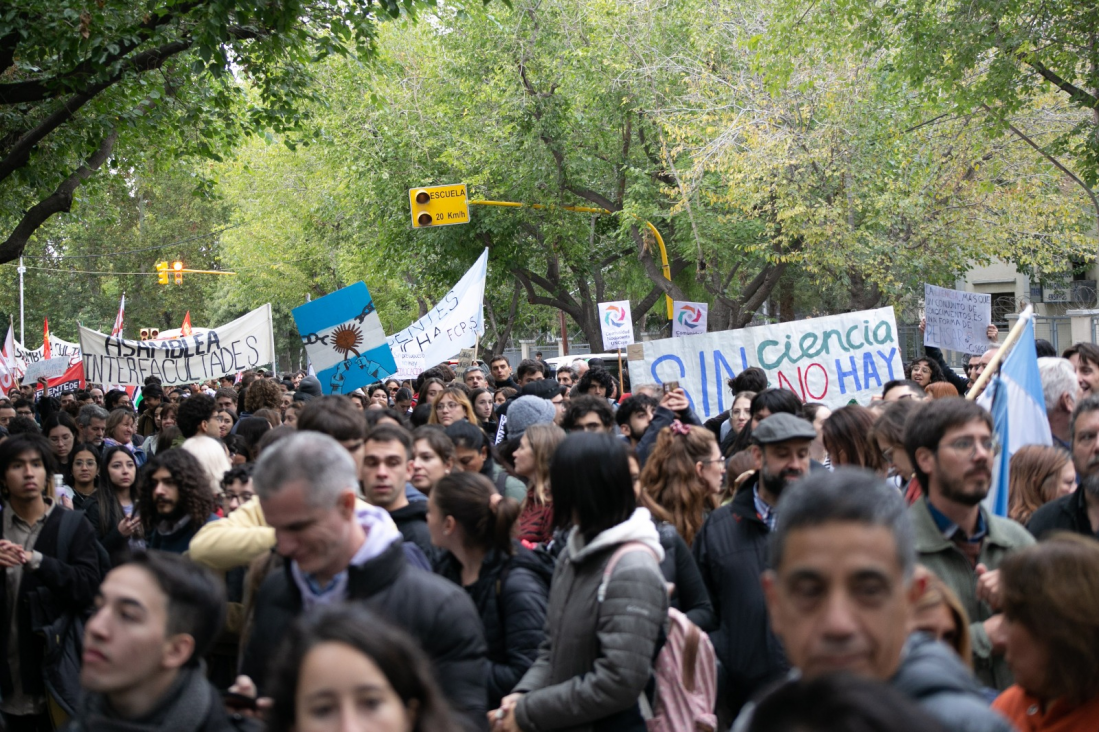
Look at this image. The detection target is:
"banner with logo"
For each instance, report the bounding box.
[598,300,635,351]
[79,305,274,387]
[672,301,708,338]
[626,307,904,415]
[292,282,397,395]
[388,248,488,366]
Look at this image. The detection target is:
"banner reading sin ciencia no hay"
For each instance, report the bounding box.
[628,307,905,416]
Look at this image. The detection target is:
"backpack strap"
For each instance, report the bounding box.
[54,509,86,562]
[597,541,658,603]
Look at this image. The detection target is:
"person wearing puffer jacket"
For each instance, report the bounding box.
[490,433,669,732]
[429,472,551,709]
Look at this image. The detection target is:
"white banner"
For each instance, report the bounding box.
[14,335,81,367]
[923,283,992,355]
[80,305,274,387]
[627,307,905,416]
[598,300,635,351]
[388,249,488,366]
[22,356,73,383]
[672,301,709,338]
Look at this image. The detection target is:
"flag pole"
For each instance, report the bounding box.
[965,305,1033,400]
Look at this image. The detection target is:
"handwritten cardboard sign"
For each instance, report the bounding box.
[923,284,992,355]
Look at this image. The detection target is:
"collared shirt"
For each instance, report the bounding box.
[2,498,54,715]
[753,486,776,531]
[926,498,988,543]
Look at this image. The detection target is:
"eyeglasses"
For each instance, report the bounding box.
[940,436,1000,459]
[697,458,724,465]
[436,401,462,412]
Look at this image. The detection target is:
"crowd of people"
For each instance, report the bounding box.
[0,340,1097,732]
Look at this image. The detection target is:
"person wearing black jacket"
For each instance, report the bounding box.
[429,472,550,708]
[73,552,256,732]
[0,434,103,730]
[1028,394,1099,539]
[693,414,816,717]
[362,425,436,560]
[240,432,488,732]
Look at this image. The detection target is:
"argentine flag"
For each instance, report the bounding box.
[976,309,1051,517]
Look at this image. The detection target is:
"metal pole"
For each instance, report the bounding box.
[17,257,25,344]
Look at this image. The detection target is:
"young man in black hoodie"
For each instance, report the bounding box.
[361,424,434,561]
[73,551,253,732]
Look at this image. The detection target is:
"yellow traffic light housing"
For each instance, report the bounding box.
[409,184,469,228]
[140,328,149,340]
[172,260,183,285]
[156,261,168,285]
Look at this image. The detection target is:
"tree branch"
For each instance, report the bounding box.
[1022,57,1099,110]
[0,38,192,183]
[0,129,118,264]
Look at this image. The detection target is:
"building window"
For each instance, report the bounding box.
[990,292,1016,328]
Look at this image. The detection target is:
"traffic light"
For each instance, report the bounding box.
[172,260,183,285]
[156,261,168,285]
[138,328,159,340]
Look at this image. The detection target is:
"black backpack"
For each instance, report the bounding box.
[38,509,110,718]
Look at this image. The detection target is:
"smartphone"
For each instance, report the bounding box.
[663,381,680,394]
[222,691,258,711]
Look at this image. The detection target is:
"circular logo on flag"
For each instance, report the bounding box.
[604,305,627,328]
[677,305,703,328]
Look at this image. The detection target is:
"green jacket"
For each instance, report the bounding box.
[908,497,1035,691]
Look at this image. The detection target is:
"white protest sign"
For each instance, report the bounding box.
[627,307,904,416]
[14,336,81,367]
[672,301,709,338]
[393,353,426,380]
[598,300,635,351]
[80,305,274,387]
[923,284,993,355]
[22,356,73,383]
[388,249,487,366]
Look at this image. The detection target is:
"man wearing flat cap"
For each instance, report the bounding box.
[692,412,818,720]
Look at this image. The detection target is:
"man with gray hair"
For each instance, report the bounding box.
[77,403,110,452]
[745,468,1013,732]
[238,431,488,731]
[1038,356,1077,450]
[1028,394,1099,539]
[463,364,488,390]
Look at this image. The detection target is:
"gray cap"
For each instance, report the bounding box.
[752,412,817,445]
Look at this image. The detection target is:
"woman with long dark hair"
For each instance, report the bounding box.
[489,433,668,732]
[42,411,80,488]
[428,472,549,709]
[69,442,101,511]
[83,444,142,562]
[266,604,462,732]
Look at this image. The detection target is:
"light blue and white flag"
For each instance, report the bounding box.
[977,308,1051,517]
[292,282,397,395]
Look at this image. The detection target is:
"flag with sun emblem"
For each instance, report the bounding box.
[292,282,398,395]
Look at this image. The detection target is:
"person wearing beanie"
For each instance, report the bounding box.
[505,395,557,441]
[520,379,566,425]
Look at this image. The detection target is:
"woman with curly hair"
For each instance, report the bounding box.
[137,448,218,554]
[905,355,945,389]
[639,421,724,546]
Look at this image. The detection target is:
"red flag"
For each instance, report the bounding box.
[110,294,125,337]
[181,311,193,337]
[42,318,51,359]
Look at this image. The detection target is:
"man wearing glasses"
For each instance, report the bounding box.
[904,398,1035,692]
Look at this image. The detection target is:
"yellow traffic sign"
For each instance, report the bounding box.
[409,184,469,228]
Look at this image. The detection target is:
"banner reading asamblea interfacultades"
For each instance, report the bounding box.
[626,306,905,416]
[79,305,274,387]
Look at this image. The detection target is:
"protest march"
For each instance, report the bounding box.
[0,233,1096,732]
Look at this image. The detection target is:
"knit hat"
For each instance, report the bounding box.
[505,395,557,440]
